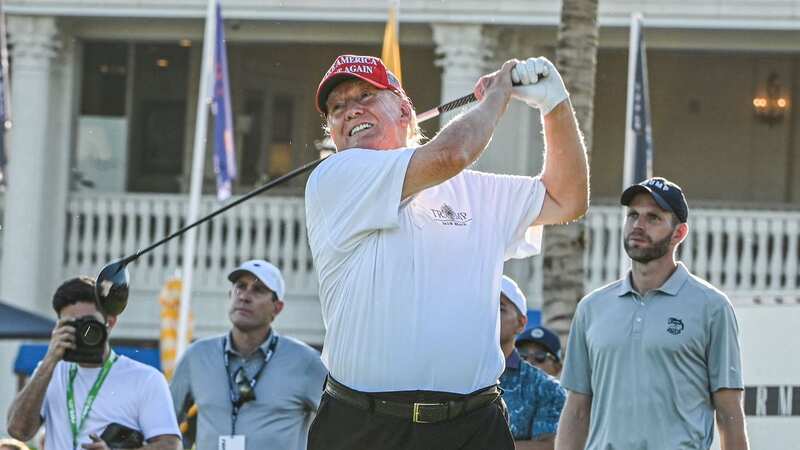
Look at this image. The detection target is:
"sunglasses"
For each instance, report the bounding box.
[233,368,257,406]
[519,350,558,365]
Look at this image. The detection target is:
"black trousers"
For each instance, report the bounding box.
[307,389,514,450]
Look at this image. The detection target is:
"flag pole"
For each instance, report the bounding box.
[177,0,217,359]
[622,12,643,189]
[620,12,643,278]
[0,0,11,187]
[0,0,10,127]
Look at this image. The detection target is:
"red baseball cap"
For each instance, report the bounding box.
[316,54,404,114]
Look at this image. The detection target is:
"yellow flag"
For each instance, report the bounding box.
[381,4,402,85]
[159,277,193,381]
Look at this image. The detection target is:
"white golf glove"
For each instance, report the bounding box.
[511,57,568,115]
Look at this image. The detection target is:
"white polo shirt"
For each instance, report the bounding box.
[305,147,545,394]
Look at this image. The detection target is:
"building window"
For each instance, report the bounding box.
[127,44,190,193]
[75,42,130,192]
[236,87,301,191]
[76,42,190,194]
[267,95,294,179]
[81,42,128,116]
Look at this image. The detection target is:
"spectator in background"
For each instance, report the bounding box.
[170,260,327,450]
[557,177,749,450]
[499,275,566,450]
[516,325,562,378]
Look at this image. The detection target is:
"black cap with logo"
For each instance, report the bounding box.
[620,177,689,223]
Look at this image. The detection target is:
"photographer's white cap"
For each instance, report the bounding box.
[228,260,286,300]
[500,275,527,316]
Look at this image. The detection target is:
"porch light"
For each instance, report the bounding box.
[753,72,789,126]
[156,58,169,68]
[179,39,192,47]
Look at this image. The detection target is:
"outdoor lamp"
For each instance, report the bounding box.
[753,72,789,126]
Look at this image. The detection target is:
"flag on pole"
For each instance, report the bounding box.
[159,276,193,381]
[620,13,654,278]
[212,0,236,201]
[622,13,653,187]
[381,2,402,84]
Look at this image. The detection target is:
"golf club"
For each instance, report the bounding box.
[94,87,501,315]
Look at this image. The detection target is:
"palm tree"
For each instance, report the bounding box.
[542,0,599,341]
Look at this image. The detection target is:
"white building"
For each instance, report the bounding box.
[0,1,798,447]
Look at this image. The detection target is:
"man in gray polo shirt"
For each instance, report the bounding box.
[170,260,327,450]
[556,177,749,450]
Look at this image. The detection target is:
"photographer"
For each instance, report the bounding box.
[5,277,181,450]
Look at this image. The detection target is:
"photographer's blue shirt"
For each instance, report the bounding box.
[499,349,566,440]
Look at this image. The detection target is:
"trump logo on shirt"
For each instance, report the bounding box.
[430,203,471,226]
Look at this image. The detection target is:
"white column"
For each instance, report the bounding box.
[46,33,77,296]
[1,16,62,309]
[432,23,492,127]
[0,17,65,433]
[481,31,548,177]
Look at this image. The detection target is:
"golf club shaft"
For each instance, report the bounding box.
[131,157,323,261]
[124,90,486,263]
[415,77,524,123]
[416,93,478,123]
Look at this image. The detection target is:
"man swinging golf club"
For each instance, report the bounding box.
[304,54,589,449]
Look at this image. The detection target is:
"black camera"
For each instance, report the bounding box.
[63,315,108,364]
[100,423,144,449]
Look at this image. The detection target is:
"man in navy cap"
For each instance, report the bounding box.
[557,177,749,450]
[516,325,562,378]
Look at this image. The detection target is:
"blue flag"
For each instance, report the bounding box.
[624,14,653,186]
[212,0,236,201]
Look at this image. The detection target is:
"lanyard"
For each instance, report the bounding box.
[67,352,118,450]
[223,332,278,434]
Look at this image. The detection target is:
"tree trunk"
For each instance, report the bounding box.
[542,0,599,341]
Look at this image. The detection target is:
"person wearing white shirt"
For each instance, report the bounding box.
[305,54,588,450]
[6,277,180,450]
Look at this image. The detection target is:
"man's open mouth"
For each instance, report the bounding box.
[349,123,373,136]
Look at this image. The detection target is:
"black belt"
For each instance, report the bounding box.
[324,377,501,424]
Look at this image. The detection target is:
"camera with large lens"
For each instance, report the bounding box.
[63,315,108,364]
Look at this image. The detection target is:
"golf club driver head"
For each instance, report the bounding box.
[95,258,131,316]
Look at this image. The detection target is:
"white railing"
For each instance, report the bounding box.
[580,206,800,304]
[63,192,318,295]
[62,193,800,307]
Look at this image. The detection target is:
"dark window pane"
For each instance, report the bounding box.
[127,43,189,193]
[239,91,264,187]
[80,42,128,116]
[267,95,294,179]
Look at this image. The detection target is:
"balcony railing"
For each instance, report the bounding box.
[583,206,800,304]
[63,192,318,295]
[62,192,800,312]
